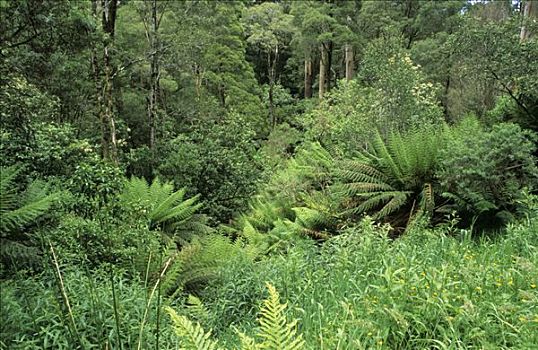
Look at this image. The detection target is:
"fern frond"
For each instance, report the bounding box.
[185,294,210,322]
[1,193,57,233]
[0,167,58,234]
[0,238,41,266]
[166,306,222,350]
[333,160,388,183]
[374,192,409,219]
[120,176,207,236]
[371,130,404,182]
[236,330,258,350]
[256,282,304,350]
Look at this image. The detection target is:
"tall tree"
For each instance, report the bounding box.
[138,0,168,150]
[91,0,119,163]
[520,0,537,41]
[244,2,294,128]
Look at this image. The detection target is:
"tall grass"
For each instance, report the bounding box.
[202,217,538,349]
[0,262,178,349]
[2,216,537,349]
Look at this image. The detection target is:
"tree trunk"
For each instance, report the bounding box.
[520,0,536,42]
[147,0,160,150]
[345,44,354,81]
[268,46,278,128]
[326,41,333,91]
[304,58,313,98]
[319,44,328,99]
[91,1,104,156]
[96,0,118,164]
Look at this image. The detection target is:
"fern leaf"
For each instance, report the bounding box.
[236,330,258,350]
[257,283,304,350]
[166,306,221,350]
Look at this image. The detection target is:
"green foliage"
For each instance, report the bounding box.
[450,14,538,124]
[0,75,59,168]
[167,307,222,350]
[166,283,304,350]
[119,176,205,240]
[438,117,538,229]
[255,283,304,350]
[333,125,444,231]
[0,165,60,270]
[202,214,538,349]
[44,213,162,268]
[161,234,245,297]
[305,38,443,157]
[158,115,262,224]
[67,158,124,215]
[0,267,178,349]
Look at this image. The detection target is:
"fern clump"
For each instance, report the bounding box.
[333,126,444,232]
[1,165,60,270]
[119,176,209,243]
[166,283,304,350]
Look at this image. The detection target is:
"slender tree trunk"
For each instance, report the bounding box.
[91,1,104,156]
[319,44,328,99]
[326,41,333,91]
[194,63,203,99]
[345,44,354,81]
[147,0,160,150]
[268,46,278,128]
[520,0,536,42]
[99,0,118,163]
[304,58,313,98]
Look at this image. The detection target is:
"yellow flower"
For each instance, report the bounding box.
[531,283,536,289]
[475,286,482,292]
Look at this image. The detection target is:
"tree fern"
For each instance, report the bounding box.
[119,176,207,241]
[333,126,444,230]
[1,167,59,234]
[1,165,59,268]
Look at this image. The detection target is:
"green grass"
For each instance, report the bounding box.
[1,217,537,349]
[202,217,538,349]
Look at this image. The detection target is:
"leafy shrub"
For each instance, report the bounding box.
[31,122,96,179]
[438,117,538,229]
[158,114,262,223]
[44,213,162,268]
[67,158,124,216]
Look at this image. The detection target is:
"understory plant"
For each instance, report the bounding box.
[1,165,60,271]
[333,125,444,233]
[167,283,304,350]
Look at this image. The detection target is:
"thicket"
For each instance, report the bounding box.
[1,1,537,349]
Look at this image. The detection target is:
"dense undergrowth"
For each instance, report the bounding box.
[2,1,538,349]
[2,213,537,349]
